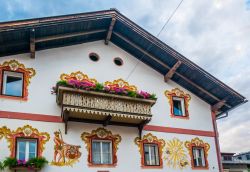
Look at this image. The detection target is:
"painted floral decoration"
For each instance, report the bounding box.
[52,71,157,100]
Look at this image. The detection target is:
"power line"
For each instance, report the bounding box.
[125,0,184,81]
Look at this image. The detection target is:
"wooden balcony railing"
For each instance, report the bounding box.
[56,86,156,137]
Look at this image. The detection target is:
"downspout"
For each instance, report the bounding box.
[216,99,248,120]
[212,99,248,172]
[212,110,223,172]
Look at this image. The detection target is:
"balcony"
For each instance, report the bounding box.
[56,83,156,137]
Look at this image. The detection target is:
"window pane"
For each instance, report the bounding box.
[173,98,183,116]
[151,145,159,165]
[3,71,23,97]
[144,144,150,165]
[17,141,26,161]
[102,142,111,164]
[28,141,37,159]
[193,148,205,167]
[92,141,101,164]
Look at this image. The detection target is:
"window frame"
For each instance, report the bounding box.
[191,146,208,169]
[143,143,160,167]
[91,139,113,165]
[15,138,38,161]
[172,96,186,116]
[165,88,191,120]
[1,70,24,98]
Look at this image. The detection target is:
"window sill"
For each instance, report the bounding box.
[0,94,27,101]
[141,165,163,169]
[10,166,41,171]
[191,166,209,170]
[170,114,189,120]
[88,163,116,168]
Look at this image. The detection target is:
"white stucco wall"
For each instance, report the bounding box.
[0,118,219,172]
[0,41,213,131]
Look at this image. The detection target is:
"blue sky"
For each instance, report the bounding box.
[0,0,250,153]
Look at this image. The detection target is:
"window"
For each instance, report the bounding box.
[246,155,250,160]
[113,57,123,66]
[89,53,99,62]
[92,140,112,165]
[143,144,160,166]
[223,155,232,161]
[16,139,37,161]
[192,147,206,167]
[2,71,23,97]
[172,96,185,116]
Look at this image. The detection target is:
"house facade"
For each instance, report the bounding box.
[221,153,250,172]
[0,9,246,172]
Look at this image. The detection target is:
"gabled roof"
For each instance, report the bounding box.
[0,9,246,116]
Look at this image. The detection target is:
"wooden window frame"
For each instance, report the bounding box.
[91,139,113,165]
[81,128,121,168]
[191,146,207,169]
[135,133,165,169]
[1,70,25,98]
[0,60,36,101]
[185,137,210,170]
[165,88,191,120]
[143,143,160,167]
[15,138,38,161]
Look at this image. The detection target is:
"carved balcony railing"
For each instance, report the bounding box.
[56,86,156,137]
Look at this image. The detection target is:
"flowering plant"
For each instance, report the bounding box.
[2,157,48,170]
[53,79,157,100]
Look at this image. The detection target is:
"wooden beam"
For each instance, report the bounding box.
[103,115,112,126]
[35,29,106,43]
[63,110,69,134]
[212,100,226,112]
[138,120,150,139]
[105,16,116,45]
[113,32,231,108]
[30,28,35,58]
[164,60,182,82]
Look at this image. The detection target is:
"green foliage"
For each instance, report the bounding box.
[127,91,137,98]
[3,157,17,169]
[27,157,48,168]
[94,82,104,91]
[0,161,4,170]
[149,93,157,100]
[56,80,68,87]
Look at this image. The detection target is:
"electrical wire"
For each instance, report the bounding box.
[125,0,184,81]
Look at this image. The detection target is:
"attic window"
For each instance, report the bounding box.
[113,57,123,66]
[89,53,99,62]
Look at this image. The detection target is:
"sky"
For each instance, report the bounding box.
[0,0,249,154]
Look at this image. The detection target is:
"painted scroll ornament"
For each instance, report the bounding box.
[51,130,81,167]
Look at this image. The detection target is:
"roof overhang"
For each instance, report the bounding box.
[0,9,246,117]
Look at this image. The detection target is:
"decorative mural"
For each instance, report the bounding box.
[51,130,81,167]
[0,60,36,100]
[81,128,121,167]
[165,88,191,119]
[134,133,165,168]
[104,78,137,91]
[60,71,97,84]
[185,137,210,169]
[0,126,11,140]
[164,138,189,169]
[4,125,50,157]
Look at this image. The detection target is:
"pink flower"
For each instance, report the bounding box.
[138,90,150,99]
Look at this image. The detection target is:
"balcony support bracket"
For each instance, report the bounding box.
[63,110,69,134]
[103,115,112,127]
[138,120,150,139]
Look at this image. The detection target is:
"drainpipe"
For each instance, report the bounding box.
[216,99,248,120]
[212,110,223,172]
